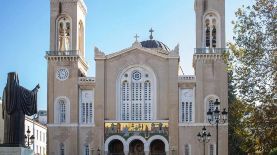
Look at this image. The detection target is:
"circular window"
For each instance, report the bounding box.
[132,71,141,80]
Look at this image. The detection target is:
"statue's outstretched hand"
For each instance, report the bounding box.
[36,84,40,90]
[32,84,40,92]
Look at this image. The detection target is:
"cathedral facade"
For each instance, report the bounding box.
[46,0,228,155]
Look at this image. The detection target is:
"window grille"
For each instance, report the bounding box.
[59,100,66,123]
[185,144,190,155]
[120,69,153,121]
[60,143,65,155]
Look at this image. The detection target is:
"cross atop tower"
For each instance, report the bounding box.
[149,28,154,40]
[134,34,139,42]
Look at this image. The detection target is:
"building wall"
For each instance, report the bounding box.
[0,100,4,144]
[0,101,47,155]
[25,117,47,155]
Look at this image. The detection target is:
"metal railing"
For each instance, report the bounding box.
[46,50,80,56]
[194,48,228,54]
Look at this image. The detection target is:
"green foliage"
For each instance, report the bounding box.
[227,0,277,154]
[269,148,277,155]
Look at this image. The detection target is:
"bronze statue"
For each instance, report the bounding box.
[2,72,39,146]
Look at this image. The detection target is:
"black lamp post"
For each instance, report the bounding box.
[197,126,211,155]
[206,99,228,155]
[25,126,35,148]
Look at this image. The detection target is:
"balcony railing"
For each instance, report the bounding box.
[46,50,80,56]
[105,122,169,140]
[194,48,229,54]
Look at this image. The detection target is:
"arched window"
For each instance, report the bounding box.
[118,66,155,121]
[205,19,211,47]
[180,89,194,123]
[57,16,71,51]
[59,100,66,123]
[184,144,191,155]
[55,96,70,124]
[60,143,65,155]
[204,12,219,48]
[78,21,84,57]
[84,144,90,155]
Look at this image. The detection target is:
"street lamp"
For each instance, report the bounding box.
[25,126,35,148]
[197,126,211,155]
[206,99,228,155]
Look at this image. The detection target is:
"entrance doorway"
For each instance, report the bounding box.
[129,140,145,155]
[150,139,166,155]
[108,139,124,155]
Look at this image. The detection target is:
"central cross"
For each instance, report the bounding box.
[134,34,139,42]
[149,28,154,40]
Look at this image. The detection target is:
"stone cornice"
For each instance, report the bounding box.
[193,53,224,67]
[45,55,89,71]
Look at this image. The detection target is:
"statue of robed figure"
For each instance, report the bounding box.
[2,72,39,146]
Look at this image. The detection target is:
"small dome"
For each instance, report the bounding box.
[140,40,170,51]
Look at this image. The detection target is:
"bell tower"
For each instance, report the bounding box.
[46,0,88,154]
[193,0,228,154]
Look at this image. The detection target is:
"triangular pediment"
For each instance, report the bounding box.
[95,42,180,60]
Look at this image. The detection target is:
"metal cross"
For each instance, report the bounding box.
[149,28,154,40]
[134,34,139,42]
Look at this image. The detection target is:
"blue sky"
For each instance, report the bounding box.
[0,0,253,110]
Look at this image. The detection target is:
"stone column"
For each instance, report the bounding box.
[124,150,129,155]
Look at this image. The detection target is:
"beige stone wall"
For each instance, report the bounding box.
[194,55,228,123]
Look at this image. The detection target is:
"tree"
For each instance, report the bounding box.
[228,70,248,155]
[228,0,277,154]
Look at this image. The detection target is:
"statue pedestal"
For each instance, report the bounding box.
[0,146,34,155]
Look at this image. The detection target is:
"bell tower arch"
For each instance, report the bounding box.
[195,0,225,48]
[50,0,87,58]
